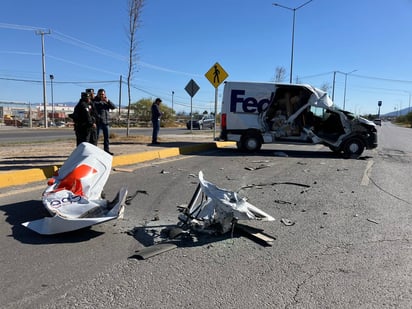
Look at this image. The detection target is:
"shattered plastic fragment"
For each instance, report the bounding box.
[280,218,295,226]
[179,171,275,234]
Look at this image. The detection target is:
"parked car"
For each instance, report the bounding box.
[55,121,66,127]
[186,115,215,130]
[373,118,382,126]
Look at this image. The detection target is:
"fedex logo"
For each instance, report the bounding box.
[229,89,274,113]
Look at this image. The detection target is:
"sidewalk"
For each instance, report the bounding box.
[0,132,234,189]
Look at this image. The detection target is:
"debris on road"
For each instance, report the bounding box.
[280,218,295,226]
[239,181,310,191]
[22,143,128,235]
[130,243,178,260]
[235,223,276,246]
[366,218,379,224]
[113,167,134,173]
[244,164,272,171]
[178,171,275,234]
[274,200,293,205]
[128,171,277,259]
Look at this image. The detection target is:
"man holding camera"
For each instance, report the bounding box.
[93,88,116,155]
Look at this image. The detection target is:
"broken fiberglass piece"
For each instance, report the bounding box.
[22,142,128,235]
[179,171,275,234]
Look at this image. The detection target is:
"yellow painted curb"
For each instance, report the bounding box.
[0,166,59,189]
[0,141,236,189]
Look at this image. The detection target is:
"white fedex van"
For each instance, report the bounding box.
[220,81,378,158]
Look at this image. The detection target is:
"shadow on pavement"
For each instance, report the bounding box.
[0,200,104,244]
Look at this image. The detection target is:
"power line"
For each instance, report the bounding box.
[351,73,412,84]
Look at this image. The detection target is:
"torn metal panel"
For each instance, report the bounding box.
[22,143,128,235]
[179,171,275,234]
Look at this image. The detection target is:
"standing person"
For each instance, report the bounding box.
[151,98,163,144]
[94,88,116,155]
[71,92,97,146]
[86,88,95,101]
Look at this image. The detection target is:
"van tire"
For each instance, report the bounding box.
[239,133,262,152]
[342,137,365,159]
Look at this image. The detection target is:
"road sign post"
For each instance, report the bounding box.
[185,79,200,132]
[378,100,382,119]
[205,62,228,139]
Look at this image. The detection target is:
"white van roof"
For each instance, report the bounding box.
[224,81,333,109]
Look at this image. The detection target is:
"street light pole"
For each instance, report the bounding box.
[343,69,357,110]
[332,71,337,102]
[49,74,54,125]
[272,0,313,84]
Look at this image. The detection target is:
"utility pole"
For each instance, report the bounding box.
[35,29,51,128]
[332,71,336,102]
[342,69,357,110]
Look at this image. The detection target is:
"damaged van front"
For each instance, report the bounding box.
[220,81,377,158]
[259,84,377,158]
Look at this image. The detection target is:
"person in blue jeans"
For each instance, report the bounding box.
[151,98,163,144]
[94,89,116,155]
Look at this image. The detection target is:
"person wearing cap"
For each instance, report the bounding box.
[93,88,116,155]
[151,98,163,144]
[86,88,95,101]
[72,92,98,146]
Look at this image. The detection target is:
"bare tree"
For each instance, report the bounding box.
[126,0,144,136]
[274,66,286,83]
[320,82,331,93]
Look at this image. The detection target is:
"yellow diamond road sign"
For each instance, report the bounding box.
[205,62,228,88]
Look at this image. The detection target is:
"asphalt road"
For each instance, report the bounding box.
[0,121,411,308]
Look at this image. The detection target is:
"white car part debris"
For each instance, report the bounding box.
[179,171,275,234]
[22,142,128,235]
[280,218,295,226]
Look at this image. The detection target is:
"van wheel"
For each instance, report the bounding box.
[342,138,365,159]
[240,133,262,152]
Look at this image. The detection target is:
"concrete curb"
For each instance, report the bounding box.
[0,141,235,189]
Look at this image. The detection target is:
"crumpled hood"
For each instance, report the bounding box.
[357,116,376,126]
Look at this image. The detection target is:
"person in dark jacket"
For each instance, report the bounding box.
[72,92,97,146]
[151,98,163,144]
[93,89,116,155]
[86,88,95,101]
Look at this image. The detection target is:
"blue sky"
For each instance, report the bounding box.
[1,0,412,116]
